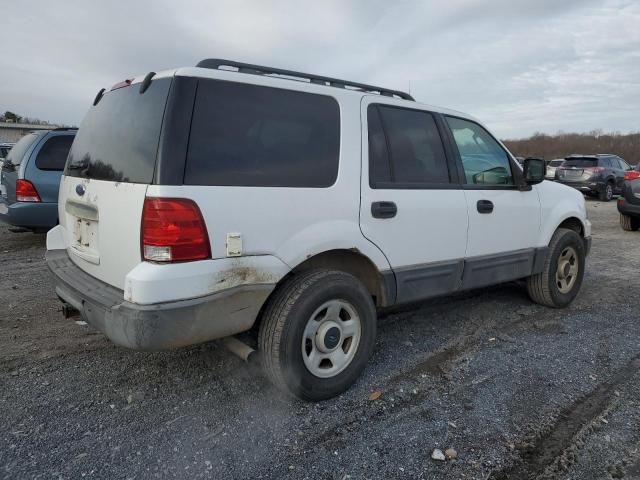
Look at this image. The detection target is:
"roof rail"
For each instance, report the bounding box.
[196,59,415,101]
[53,127,78,131]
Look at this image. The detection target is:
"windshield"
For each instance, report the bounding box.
[4,134,38,166]
[549,160,564,167]
[563,158,597,168]
[65,77,172,183]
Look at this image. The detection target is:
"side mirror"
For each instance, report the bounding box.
[523,157,545,185]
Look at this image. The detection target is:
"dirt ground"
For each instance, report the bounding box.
[1,199,639,480]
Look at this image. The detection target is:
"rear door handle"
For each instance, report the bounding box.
[477,200,494,214]
[371,201,397,219]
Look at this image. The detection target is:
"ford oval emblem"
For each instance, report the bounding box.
[76,184,86,196]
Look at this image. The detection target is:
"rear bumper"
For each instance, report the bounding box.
[555,180,602,194]
[617,198,640,217]
[0,199,58,230]
[46,249,274,350]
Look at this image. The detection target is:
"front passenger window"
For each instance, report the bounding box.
[446,117,514,185]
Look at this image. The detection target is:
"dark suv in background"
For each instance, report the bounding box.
[618,164,640,231]
[0,128,76,232]
[555,154,632,201]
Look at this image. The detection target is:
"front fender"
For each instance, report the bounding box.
[536,181,590,246]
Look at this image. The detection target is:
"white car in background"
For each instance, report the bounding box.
[46,60,592,401]
[546,158,565,180]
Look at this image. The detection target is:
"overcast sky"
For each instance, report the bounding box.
[2,0,639,139]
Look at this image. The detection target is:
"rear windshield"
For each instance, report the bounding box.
[563,158,597,168]
[185,79,340,187]
[65,78,172,183]
[4,133,38,166]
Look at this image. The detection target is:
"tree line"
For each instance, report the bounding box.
[503,130,640,165]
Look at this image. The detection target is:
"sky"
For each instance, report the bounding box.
[1,0,639,139]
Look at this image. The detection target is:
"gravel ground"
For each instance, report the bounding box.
[1,199,639,480]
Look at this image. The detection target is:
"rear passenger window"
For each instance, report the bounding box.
[368,105,450,188]
[185,80,340,187]
[35,135,74,171]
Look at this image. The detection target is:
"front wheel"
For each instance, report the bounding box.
[258,270,377,401]
[527,228,586,308]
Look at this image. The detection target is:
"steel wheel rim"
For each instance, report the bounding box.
[555,246,579,294]
[301,299,362,378]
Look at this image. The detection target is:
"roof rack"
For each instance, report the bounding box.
[196,59,415,101]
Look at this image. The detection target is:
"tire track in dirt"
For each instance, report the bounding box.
[489,355,640,480]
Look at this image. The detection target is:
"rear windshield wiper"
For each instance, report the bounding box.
[67,162,87,170]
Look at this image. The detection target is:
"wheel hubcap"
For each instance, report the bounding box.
[302,300,361,378]
[555,246,579,294]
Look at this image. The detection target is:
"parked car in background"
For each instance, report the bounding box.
[0,128,76,232]
[545,159,564,180]
[555,154,632,201]
[618,164,640,231]
[45,60,590,401]
[0,142,14,161]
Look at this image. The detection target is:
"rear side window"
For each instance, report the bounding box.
[185,80,340,187]
[446,116,514,185]
[35,135,74,171]
[564,158,597,168]
[66,78,172,183]
[600,158,613,168]
[368,105,450,187]
[4,133,38,166]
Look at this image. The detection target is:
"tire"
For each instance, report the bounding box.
[527,228,586,308]
[598,182,613,201]
[258,269,377,401]
[620,213,640,231]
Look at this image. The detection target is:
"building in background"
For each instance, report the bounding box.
[0,122,58,143]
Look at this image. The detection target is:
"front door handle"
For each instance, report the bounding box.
[371,201,397,219]
[477,200,494,214]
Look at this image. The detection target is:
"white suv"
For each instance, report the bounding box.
[47,60,591,400]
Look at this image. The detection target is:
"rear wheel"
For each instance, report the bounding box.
[527,228,585,308]
[620,213,640,231]
[258,270,377,401]
[599,182,613,201]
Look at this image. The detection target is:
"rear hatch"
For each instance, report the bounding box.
[59,75,173,289]
[557,158,598,182]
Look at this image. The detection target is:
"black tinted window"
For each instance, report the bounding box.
[35,135,74,171]
[185,80,340,187]
[66,78,172,183]
[564,158,597,167]
[4,133,38,166]
[368,105,449,187]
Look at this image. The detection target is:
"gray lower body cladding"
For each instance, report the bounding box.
[46,249,273,350]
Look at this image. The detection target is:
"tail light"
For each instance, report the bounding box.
[585,167,604,174]
[16,179,41,202]
[624,170,640,181]
[141,198,211,262]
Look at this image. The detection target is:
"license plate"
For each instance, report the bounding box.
[563,169,582,178]
[73,217,98,250]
